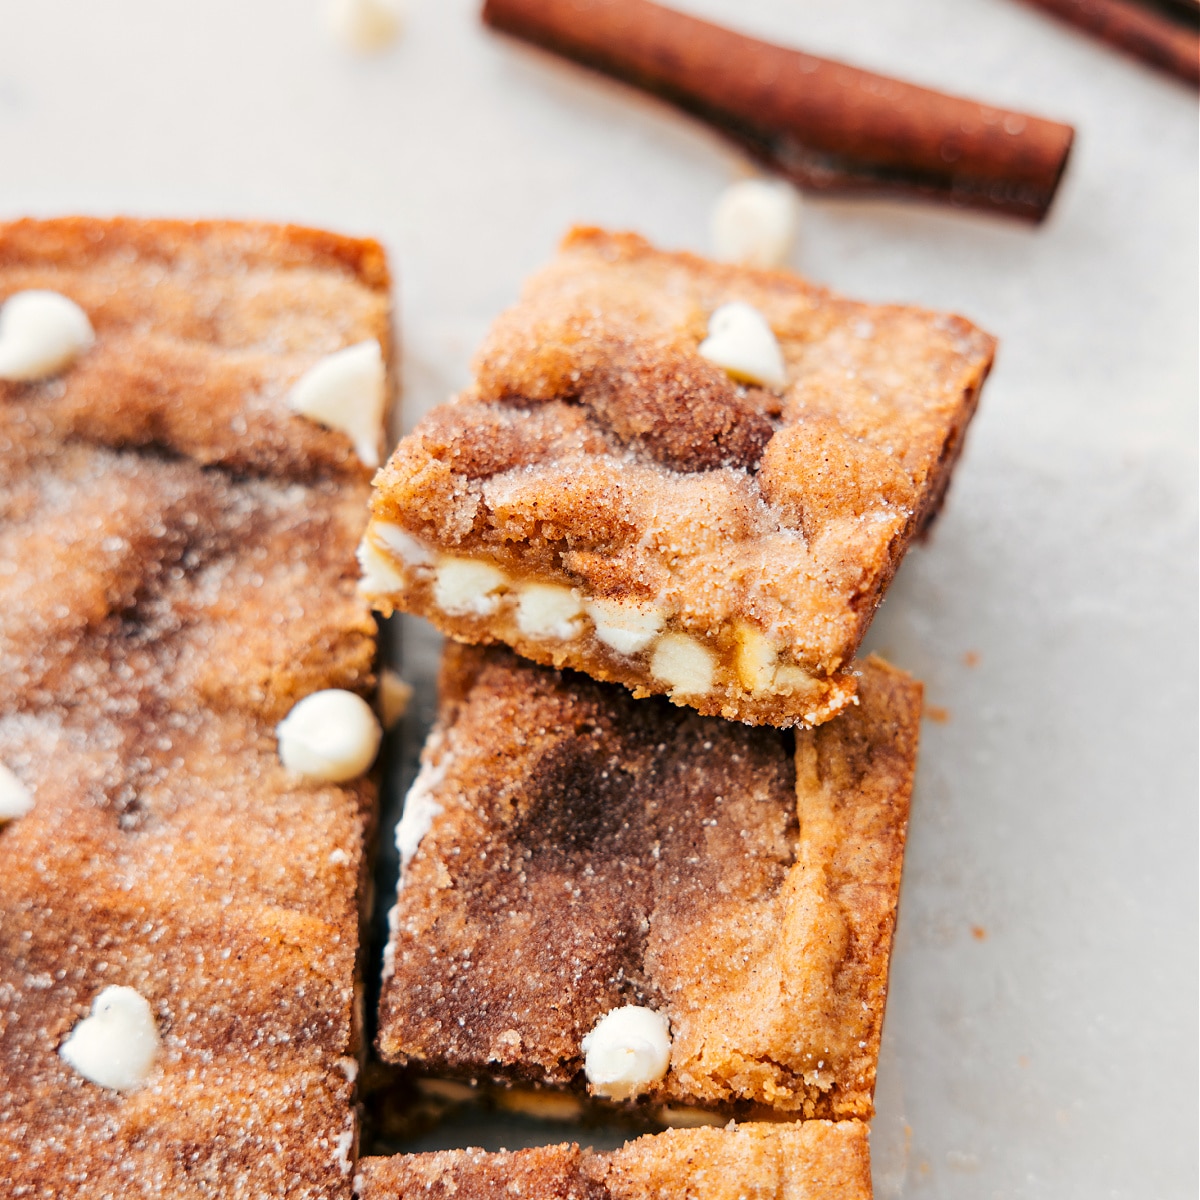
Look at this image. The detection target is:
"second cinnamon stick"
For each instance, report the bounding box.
[484,0,1075,223]
[1020,0,1200,86]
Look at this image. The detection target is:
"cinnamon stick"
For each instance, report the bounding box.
[483,0,1075,223]
[1019,0,1199,86]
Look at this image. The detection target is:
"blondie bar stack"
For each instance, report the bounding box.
[0,218,391,1198]
[0,217,989,1195]
[362,230,993,1195]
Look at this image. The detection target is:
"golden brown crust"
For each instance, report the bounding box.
[367,228,990,727]
[0,218,388,1197]
[0,216,392,479]
[0,216,390,292]
[355,1121,873,1199]
[357,1144,598,1200]
[600,1121,873,1199]
[376,645,919,1119]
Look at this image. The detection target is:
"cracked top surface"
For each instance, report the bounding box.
[356,1120,873,1199]
[372,227,993,679]
[0,218,386,1198]
[377,644,920,1119]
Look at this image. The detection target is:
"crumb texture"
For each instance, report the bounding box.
[355,1121,873,1198]
[0,218,388,1198]
[370,227,991,726]
[377,645,920,1119]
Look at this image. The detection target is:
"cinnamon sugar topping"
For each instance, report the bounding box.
[366,228,993,728]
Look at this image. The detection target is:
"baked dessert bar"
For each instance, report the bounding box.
[362,228,992,727]
[0,218,391,1198]
[356,1120,872,1198]
[377,644,920,1120]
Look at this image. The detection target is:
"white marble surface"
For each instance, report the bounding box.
[2,1,1196,1196]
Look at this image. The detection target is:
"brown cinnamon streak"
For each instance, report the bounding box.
[483,0,1075,222]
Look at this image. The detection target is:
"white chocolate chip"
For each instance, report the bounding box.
[698,301,787,391]
[516,582,584,640]
[288,340,387,466]
[416,1077,478,1103]
[734,624,777,693]
[498,1088,585,1122]
[381,903,400,980]
[334,1128,355,1176]
[734,625,815,696]
[585,598,665,656]
[358,517,435,600]
[277,689,382,783]
[357,537,407,595]
[711,179,801,269]
[656,1104,726,1129]
[772,662,816,696]
[371,521,434,568]
[378,668,412,730]
[650,633,716,696]
[395,747,446,874]
[433,556,509,617]
[59,986,160,1092]
[0,290,94,382]
[0,762,33,821]
[327,0,403,52]
[581,1005,672,1101]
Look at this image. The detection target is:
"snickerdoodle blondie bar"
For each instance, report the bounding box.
[361,228,991,727]
[356,1120,872,1199]
[0,217,391,1198]
[377,644,920,1121]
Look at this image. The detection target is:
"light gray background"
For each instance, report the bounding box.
[2,2,1196,1196]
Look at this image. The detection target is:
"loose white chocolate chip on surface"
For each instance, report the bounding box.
[288,339,386,466]
[59,986,160,1092]
[651,633,717,696]
[582,1005,672,1101]
[433,556,509,617]
[378,668,413,730]
[711,179,801,268]
[0,762,33,821]
[585,597,666,656]
[698,301,787,391]
[327,0,403,52]
[277,689,382,783]
[0,290,94,382]
[516,582,584,640]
